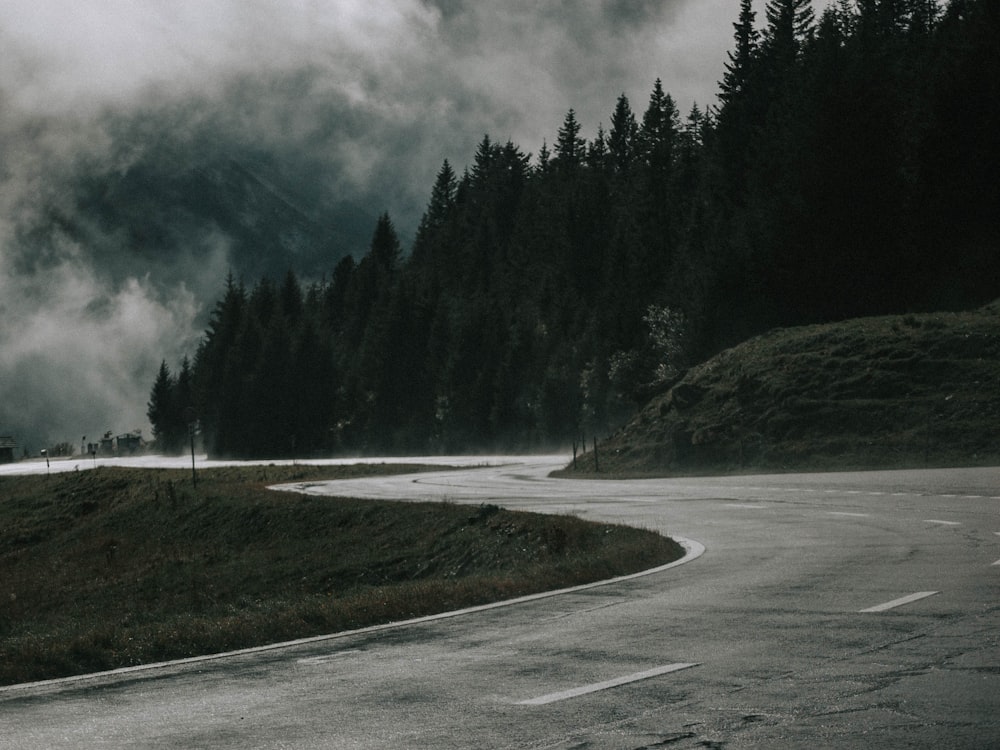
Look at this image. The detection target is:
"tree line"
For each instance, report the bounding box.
[148,0,998,458]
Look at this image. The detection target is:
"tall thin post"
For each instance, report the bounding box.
[593,436,599,473]
[184,406,198,488]
[190,424,197,488]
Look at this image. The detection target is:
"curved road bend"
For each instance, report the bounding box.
[2,456,999,748]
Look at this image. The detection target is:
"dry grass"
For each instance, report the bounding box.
[0,464,681,685]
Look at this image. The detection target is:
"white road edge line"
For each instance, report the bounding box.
[516,663,699,706]
[828,511,870,517]
[859,591,939,613]
[0,538,706,693]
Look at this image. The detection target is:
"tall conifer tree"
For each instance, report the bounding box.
[555,109,586,168]
[763,0,816,64]
[147,360,177,453]
[608,94,638,175]
[720,0,760,104]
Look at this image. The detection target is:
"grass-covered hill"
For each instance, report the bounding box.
[0,464,681,686]
[569,302,1000,476]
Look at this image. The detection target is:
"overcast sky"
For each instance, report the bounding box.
[3,1,738,132]
[1,1,748,225]
[0,0,804,451]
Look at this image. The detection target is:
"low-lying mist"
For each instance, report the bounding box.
[0,0,723,451]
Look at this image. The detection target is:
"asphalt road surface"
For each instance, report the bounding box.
[3,456,999,748]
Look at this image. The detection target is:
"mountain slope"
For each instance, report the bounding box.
[70,155,372,284]
[572,302,1000,476]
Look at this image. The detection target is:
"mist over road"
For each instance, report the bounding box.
[3,456,999,747]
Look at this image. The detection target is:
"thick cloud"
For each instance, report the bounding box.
[0,0,752,451]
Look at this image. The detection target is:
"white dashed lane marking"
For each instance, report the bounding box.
[859,591,939,613]
[746,487,998,501]
[924,519,961,526]
[297,650,362,665]
[517,663,699,706]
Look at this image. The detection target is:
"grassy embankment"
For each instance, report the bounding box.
[562,301,1000,476]
[0,464,681,686]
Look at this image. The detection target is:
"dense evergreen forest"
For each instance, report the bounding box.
[148,0,999,458]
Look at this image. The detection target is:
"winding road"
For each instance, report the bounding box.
[3,456,999,748]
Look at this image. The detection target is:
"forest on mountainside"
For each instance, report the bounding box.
[148,0,999,458]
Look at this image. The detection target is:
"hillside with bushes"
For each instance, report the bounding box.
[565,302,1000,475]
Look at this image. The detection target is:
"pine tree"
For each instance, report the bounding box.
[175,356,195,451]
[413,159,458,269]
[248,277,277,329]
[637,79,679,173]
[635,79,681,281]
[175,356,194,419]
[192,273,246,456]
[470,135,495,187]
[324,255,355,327]
[147,360,179,454]
[279,269,303,322]
[536,140,551,173]
[341,215,401,357]
[252,308,294,456]
[905,0,939,36]
[608,93,639,175]
[554,109,586,168]
[719,0,760,105]
[291,314,335,453]
[763,0,816,66]
[369,212,402,276]
[587,125,609,172]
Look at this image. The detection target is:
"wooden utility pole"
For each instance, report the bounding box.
[183,406,198,488]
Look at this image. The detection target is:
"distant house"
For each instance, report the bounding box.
[84,431,144,457]
[0,436,17,463]
[99,433,116,456]
[116,433,143,455]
